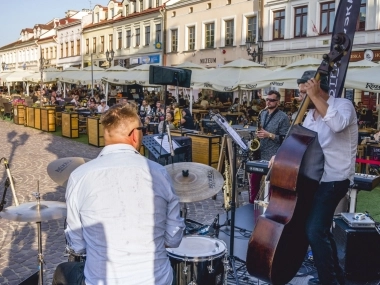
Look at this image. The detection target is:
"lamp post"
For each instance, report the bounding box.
[105,49,115,68]
[91,53,94,98]
[246,35,264,64]
[39,51,49,107]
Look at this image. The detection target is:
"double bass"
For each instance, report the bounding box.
[246,33,352,285]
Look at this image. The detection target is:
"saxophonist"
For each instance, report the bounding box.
[249,90,290,203]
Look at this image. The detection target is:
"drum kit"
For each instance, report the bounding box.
[0,157,231,285]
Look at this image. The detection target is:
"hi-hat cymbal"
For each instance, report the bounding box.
[0,201,67,222]
[165,162,224,203]
[47,157,90,187]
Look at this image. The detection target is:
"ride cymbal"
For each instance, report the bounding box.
[47,157,90,187]
[165,162,224,203]
[0,201,66,222]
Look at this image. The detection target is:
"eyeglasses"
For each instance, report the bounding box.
[266,98,278,102]
[128,126,146,136]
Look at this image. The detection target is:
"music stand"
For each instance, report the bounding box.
[210,111,248,285]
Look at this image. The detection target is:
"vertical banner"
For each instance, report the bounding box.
[329,0,361,98]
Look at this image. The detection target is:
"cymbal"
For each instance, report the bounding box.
[0,201,67,222]
[165,162,224,203]
[47,157,90,187]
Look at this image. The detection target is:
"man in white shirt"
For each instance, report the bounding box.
[97,99,109,113]
[52,103,185,285]
[297,71,358,285]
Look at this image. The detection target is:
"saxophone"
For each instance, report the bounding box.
[249,106,268,151]
[223,155,232,211]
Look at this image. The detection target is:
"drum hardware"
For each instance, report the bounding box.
[167,236,227,285]
[1,157,19,206]
[0,181,67,285]
[47,157,91,188]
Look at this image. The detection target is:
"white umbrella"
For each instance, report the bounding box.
[255,57,322,89]
[5,70,37,83]
[103,64,160,86]
[60,66,104,84]
[206,58,273,91]
[345,64,380,92]
[23,67,61,83]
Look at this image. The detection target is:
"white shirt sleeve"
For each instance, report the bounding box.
[322,97,357,133]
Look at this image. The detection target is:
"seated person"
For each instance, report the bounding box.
[97,99,109,113]
[200,96,209,109]
[158,111,176,134]
[180,108,196,130]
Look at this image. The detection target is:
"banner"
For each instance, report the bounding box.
[329,0,361,98]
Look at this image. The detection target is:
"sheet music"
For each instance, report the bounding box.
[154,135,180,153]
[211,114,248,151]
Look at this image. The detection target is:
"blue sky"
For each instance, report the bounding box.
[0,0,95,47]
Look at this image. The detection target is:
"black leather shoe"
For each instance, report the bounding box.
[308,277,321,285]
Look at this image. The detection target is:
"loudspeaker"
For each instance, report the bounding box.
[332,218,380,281]
[149,66,192,88]
[19,271,39,285]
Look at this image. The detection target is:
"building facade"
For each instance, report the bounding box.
[165,0,257,68]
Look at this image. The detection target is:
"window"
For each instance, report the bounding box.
[118,32,122,49]
[189,7,193,13]
[96,13,99,23]
[61,44,63,58]
[171,29,178,52]
[65,43,68,57]
[156,24,161,42]
[188,26,195,50]
[126,30,131,48]
[247,16,256,42]
[54,47,57,58]
[86,39,89,54]
[71,41,74,56]
[149,0,152,8]
[50,47,53,59]
[100,36,104,53]
[294,6,308,37]
[320,2,335,35]
[136,28,140,46]
[93,37,97,53]
[156,0,159,7]
[110,8,114,18]
[125,5,129,16]
[357,0,366,31]
[45,48,48,59]
[205,23,214,48]
[145,26,150,46]
[207,3,211,9]
[109,34,113,50]
[76,40,80,56]
[225,20,234,46]
[273,10,285,39]
[140,0,143,12]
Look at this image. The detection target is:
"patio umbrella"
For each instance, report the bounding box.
[206,58,273,92]
[255,57,322,89]
[59,66,104,84]
[345,63,380,92]
[5,69,37,83]
[23,67,61,83]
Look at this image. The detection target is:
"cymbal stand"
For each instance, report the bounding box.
[2,158,19,206]
[33,182,45,285]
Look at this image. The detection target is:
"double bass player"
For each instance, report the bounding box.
[298,71,358,285]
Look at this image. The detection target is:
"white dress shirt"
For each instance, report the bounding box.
[97,104,109,113]
[65,144,185,285]
[302,96,358,183]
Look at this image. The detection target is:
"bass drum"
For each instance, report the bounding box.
[166,236,227,285]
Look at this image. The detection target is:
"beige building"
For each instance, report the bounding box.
[165,0,257,68]
[82,0,164,69]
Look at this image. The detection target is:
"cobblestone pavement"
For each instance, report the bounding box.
[0,120,249,284]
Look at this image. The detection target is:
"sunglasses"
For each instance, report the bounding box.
[128,126,146,136]
[266,98,278,102]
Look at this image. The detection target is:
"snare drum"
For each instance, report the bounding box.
[166,236,227,285]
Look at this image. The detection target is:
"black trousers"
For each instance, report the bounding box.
[52,262,85,285]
